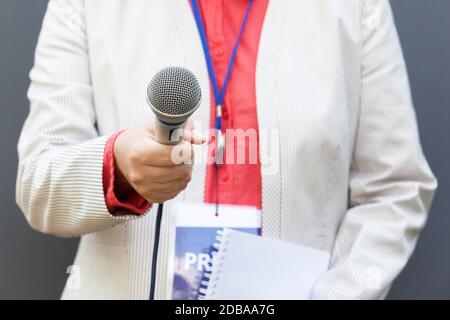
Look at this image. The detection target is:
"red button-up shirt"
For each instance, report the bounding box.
[103,0,269,214]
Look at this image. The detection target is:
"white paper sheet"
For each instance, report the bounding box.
[200,229,330,300]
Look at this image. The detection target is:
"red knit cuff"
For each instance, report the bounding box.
[102,130,151,216]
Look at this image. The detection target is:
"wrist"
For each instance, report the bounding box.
[112,130,134,196]
[114,163,133,197]
[103,129,151,216]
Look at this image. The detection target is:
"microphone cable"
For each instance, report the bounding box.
[149,202,164,300]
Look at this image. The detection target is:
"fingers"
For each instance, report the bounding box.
[138,164,192,184]
[129,165,192,185]
[136,120,205,167]
[183,120,207,145]
[132,168,192,203]
[128,163,192,203]
[136,138,195,167]
[144,189,184,204]
[142,119,206,145]
[146,180,189,194]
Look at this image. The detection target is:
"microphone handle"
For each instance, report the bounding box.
[149,120,185,299]
[155,119,186,145]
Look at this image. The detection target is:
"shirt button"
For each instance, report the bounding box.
[220,166,229,181]
[214,47,224,57]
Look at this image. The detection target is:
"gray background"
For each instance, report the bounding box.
[0,0,449,299]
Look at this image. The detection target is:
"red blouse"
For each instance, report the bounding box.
[102,0,269,214]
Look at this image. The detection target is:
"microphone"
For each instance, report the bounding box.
[146,66,202,300]
[147,66,202,145]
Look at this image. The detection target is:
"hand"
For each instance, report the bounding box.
[113,121,205,203]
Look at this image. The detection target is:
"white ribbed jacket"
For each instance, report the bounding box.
[16,0,437,300]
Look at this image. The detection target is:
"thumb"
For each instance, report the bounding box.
[183,120,206,145]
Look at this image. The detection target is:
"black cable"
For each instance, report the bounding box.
[149,202,164,300]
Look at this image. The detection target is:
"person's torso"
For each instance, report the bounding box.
[63,0,364,299]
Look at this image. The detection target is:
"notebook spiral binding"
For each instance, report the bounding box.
[197,229,229,300]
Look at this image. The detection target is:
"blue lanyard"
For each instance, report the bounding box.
[191,0,254,132]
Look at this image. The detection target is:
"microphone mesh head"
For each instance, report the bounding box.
[147,67,202,123]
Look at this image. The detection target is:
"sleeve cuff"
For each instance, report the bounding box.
[102,130,151,216]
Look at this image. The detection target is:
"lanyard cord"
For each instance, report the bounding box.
[191,0,254,131]
[191,0,254,216]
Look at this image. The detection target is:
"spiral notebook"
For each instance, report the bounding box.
[170,203,262,300]
[198,229,330,300]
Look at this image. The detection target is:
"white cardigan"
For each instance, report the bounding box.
[16,0,436,300]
